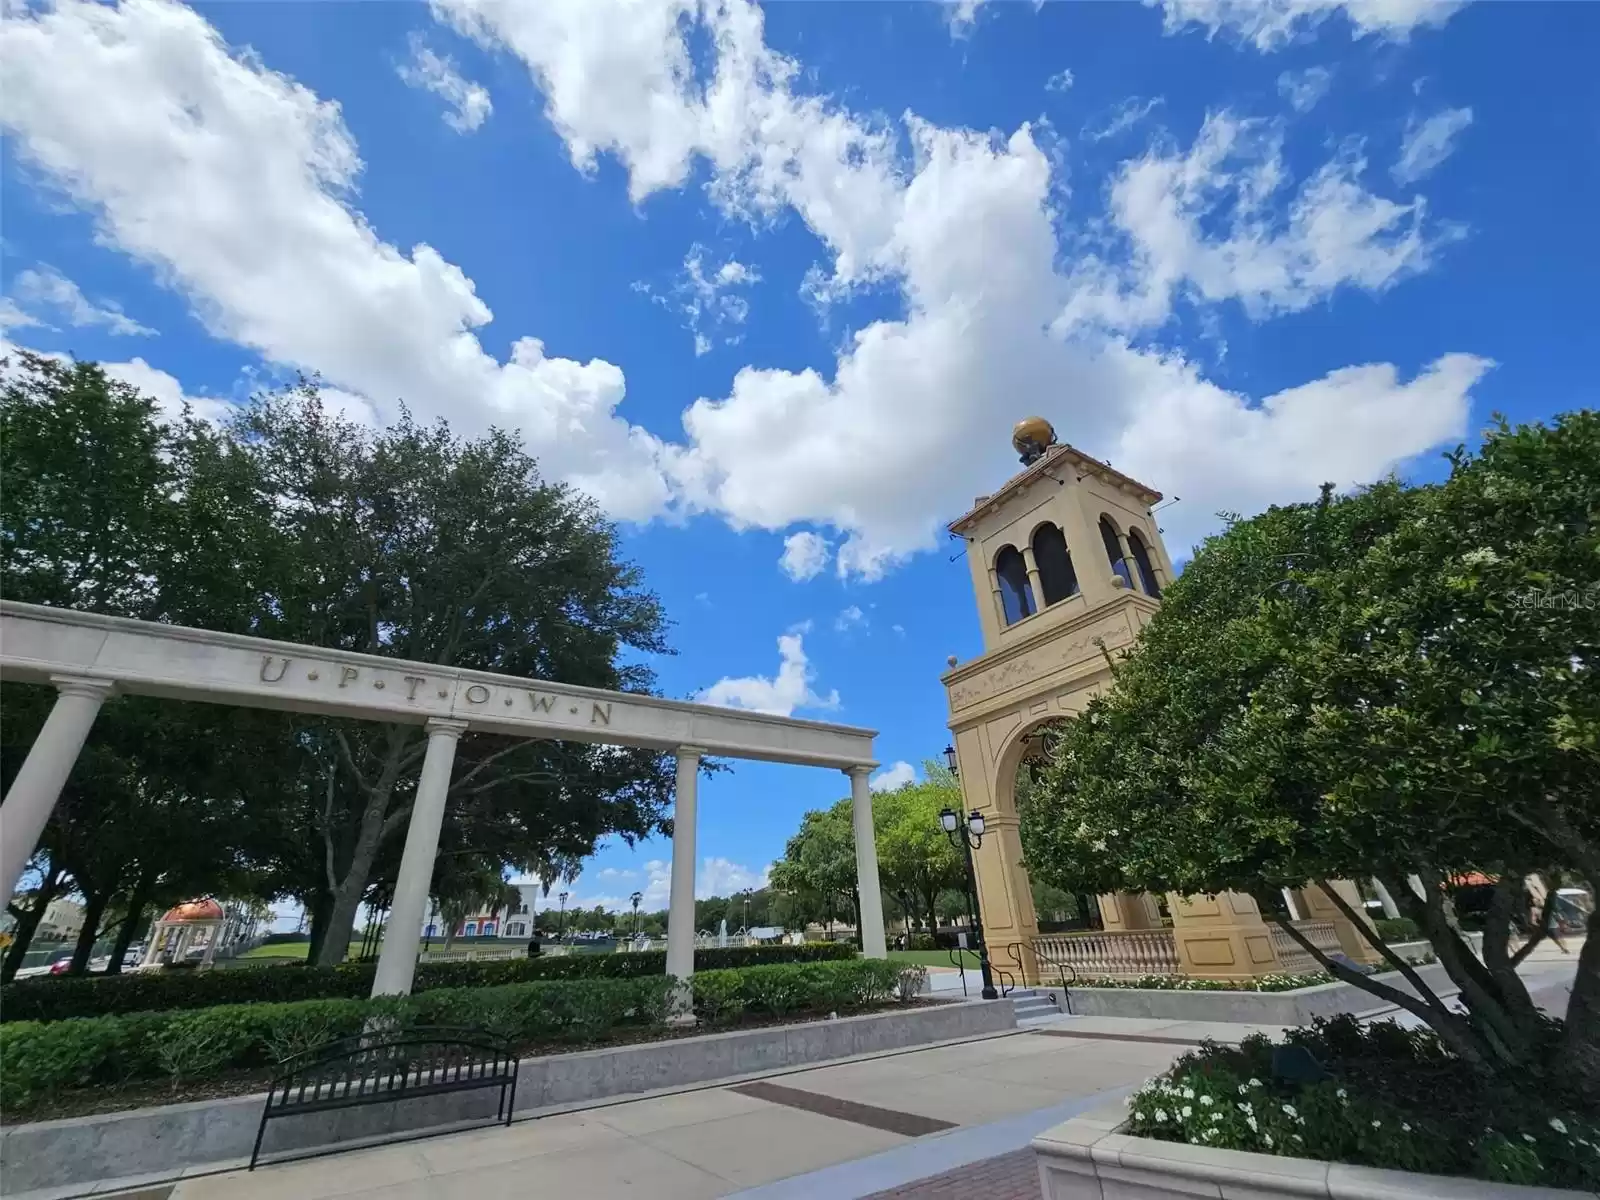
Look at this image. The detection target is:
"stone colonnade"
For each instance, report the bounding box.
[0,602,887,1013]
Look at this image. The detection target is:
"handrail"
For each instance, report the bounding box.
[993,965,1016,997]
[947,946,968,997]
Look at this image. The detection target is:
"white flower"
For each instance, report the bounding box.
[1247,1116,1259,1132]
[1293,1134,1303,1142]
[1238,1084,1249,1095]
[1248,1078,1262,1088]
[1182,1106,1193,1118]
[1371,1120,1382,1129]
[1199,1095,1214,1106]
[1182,1087,1196,1100]
[1201,1127,1218,1139]
[1281,1104,1298,1118]
[1461,547,1501,567]
[1336,1088,1347,1099]
[1550,1118,1569,1135]
[1523,1134,1537,1144]
[1263,1133,1274,1147]
[1155,1110,1168,1122]
[1401,1123,1412,1133]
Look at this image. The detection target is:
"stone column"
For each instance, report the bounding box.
[1019,545,1045,613]
[141,922,164,968]
[987,567,1007,628]
[371,718,467,997]
[666,747,703,1019]
[1295,881,1384,965]
[1097,892,1156,931]
[846,766,888,959]
[1281,888,1303,921]
[1370,878,1401,920]
[1168,892,1283,981]
[0,676,116,902]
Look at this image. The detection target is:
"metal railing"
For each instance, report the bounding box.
[1270,920,1342,973]
[1031,929,1180,979]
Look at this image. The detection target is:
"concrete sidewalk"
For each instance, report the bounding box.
[140,1014,1242,1200]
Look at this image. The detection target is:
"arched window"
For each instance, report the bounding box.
[995,545,1036,625]
[1127,529,1161,597]
[1030,523,1079,606]
[1099,517,1134,589]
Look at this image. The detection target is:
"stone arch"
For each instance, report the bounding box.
[990,714,1070,821]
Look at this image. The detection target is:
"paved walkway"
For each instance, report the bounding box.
[149,1014,1252,1200]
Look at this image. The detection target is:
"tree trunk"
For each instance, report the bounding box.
[67,888,110,975]
[304,890,333,966]
[1561,899,1600,1101]
[2,866,65,982]
[105,870,155,975]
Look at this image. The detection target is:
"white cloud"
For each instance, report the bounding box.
[7,265,154,335]
[0,0,675,522]
[891,623,905,637]
[697,626,840,717]
[0,336,230,425]
[1152,0,1465,51]
[834,604,865,632]
[779,530,831,581]
[1277,66,1333,113]
[1056,111,1457,335]
[1045,68,1075,93]
[397,32,492,132]
[635,244,760,356]
[0,0,1491,592]
[1392,106,1472,186]
[870,761,916,791]
[944,0,986,37]
[1083,96,1165,143]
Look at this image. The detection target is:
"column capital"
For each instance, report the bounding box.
[48,674,117,699]
[844,763,876,779]
[424,717,469,737]
[676,745,706,759]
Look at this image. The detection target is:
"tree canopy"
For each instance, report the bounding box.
[1,352,681,971]
[1024,410,1600,1095]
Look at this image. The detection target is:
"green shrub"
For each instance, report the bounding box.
[0,942,858,1022]
[1072,972,1331,993]
[0,958,897,1112]
[1373,916,1421,943]
[1125,1016,1600,1190]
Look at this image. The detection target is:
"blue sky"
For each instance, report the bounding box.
[3,0,1596,919]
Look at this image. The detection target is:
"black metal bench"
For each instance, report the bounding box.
[250,1025,518,1169]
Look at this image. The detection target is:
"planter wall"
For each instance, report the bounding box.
[1045,962,1461,1025]
[1032,1098,1589,1200]
[0,998,1016,1197]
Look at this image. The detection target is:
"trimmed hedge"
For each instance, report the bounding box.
[0,958,905,1112]
[1373,916,1421,942]
[0,942,856,1023]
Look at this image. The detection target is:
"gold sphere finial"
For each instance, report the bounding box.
[1012,416,1056,465]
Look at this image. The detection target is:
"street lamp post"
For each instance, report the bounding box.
[557,891,569,942]
[939,803,998,1000]
[630,891,643,939]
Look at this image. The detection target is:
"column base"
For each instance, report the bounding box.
[1169,892,1282,981]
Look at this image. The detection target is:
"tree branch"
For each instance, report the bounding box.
[1314,876,1455,1016]
[333,730,375,797]
[1268,912,1457,1027]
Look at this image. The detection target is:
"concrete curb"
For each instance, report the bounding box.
[1031,1098,1590,1199]
[0,998,1016,1197]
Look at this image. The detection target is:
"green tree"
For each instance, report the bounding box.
[871,763,965,935]
[770,800,860,939]
[1026,411,1600,1091]
[224,388,679,965]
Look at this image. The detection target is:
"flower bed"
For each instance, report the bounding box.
[1072,972,1334,993]
[0,958,904,1115]
[0,941,857,1022]
[1124,1015,1600,1189]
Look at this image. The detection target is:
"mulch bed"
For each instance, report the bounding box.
[10,998,954,1123]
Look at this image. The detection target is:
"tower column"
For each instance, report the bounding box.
[1019,545,1045,612]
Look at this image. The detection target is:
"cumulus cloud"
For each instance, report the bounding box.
[6,265,154,336]
[635,245,760,356]
[1,0,1493,587]
[1277,66,1333,112]
[397,32,492,132]
[869,760,916,791]
[779,531,831,581]
[696,625,840,717]
[1152,0,1465,51]
[0,0,674,521]
[1392,106,1472,185]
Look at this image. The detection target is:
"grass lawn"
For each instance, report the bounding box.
[887,949,983,969]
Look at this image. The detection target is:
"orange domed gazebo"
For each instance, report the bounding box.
[140,897,227,969]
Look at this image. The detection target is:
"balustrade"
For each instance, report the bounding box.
[1032,928,1180,979]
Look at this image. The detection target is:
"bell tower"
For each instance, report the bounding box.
[941,418,1176,977]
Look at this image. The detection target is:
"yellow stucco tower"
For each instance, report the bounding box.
[941,419,1381,984]
[940,418,1175,982]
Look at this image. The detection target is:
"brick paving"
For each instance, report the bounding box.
[858,1148,1038,1199]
